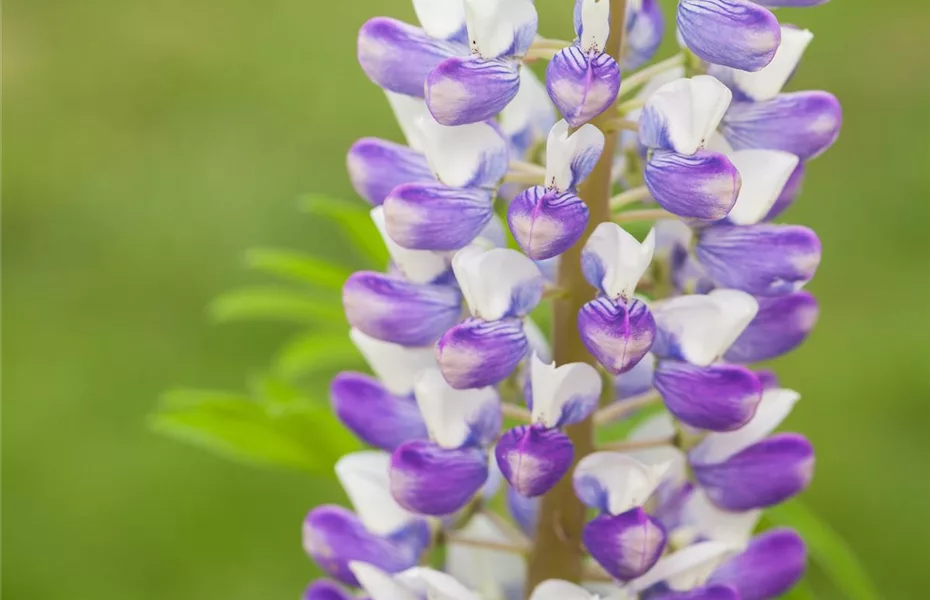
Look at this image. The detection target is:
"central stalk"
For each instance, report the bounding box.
[524,0,628,591]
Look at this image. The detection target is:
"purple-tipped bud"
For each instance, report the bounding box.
[696,225,822,296]
[655,360,763,432]
[426,56,522,126]
[343,272,462,347]
[693,433,815,510]
[347,138,433,206]
[722,92,843,160]
[495,425,575,497]
[764,162,805,221]
[725,292,819,363]
[677,0,781,72]
[644,150,740,220]
[582,508,667,580]
[390,440,489,515]
[303,580,354,600]
[546,46,621,127]
[708,528,807,600]
[578,297,656,375]
[382,182,494,251]
[357,18,461,98]
[330,373,428,451]
[438,317,528,389]
[508,186,590,260]
[507,486,540,537]
[624,0,664,70]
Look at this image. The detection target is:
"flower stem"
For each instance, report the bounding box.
[500,403,531,422]
[609,185,652,210]
[618,53,685,98]
[604,117,640,133]
[600,435,675,452]
[446,532,529,555]
[503,170,544,186]
[524,0,628,593]
[613,207,674,224]
[593,391,661,426]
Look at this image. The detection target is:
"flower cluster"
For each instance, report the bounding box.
[305,0,840,598]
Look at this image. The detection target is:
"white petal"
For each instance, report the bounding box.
[351,562,419,600]
[713,28,814,102]
[640,75,732,155]
[530,354,602,427]
[580,0,611,53]
[635,65,685,101]
[523,318,552,364]
[335,451,418,535]
[476,214,508,248]
[584,223,656,301]
[653,218,693,260]
[415,368,499,449]
[452,245,543,321]
[413,0,467,40]
[576,451,670,515]
[385,91,431,152]
[464,0,537,58]
[500,68,556,141]
[705,131,734,154]
[680,489,761,547]
[626,412,687,482]
[349,327,437,395]
[397,567,482,600]
[448,515,526,598]
[417,115,508,188]
[372,207,450,284]
[628,541,737,592]
[691,388,801,464]
[545,120,605,192]
[726,150,800,225]
[530,580,595,600]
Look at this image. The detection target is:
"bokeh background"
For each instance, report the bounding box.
[4,0,930,597]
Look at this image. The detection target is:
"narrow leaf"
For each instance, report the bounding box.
[780,579,817,600]
[298,194,388,266]
[209,286,344,323]
[273,331,364,379]
[245,248,353,291]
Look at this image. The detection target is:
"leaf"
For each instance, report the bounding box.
[298,194,388,266]
[780,579,817,600]
[209,286,344,323]
[273,331,364,379]
[248,372,320,412]
[245,248,353,291]
[766,501,880,600]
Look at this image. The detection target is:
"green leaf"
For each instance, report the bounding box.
[780,579,817,600]
[209,286,344,323]
[298,194,388,266]
[248,372,319,411]
[244,248,353,291]
[273,331,364,379]
[766,501,880,600]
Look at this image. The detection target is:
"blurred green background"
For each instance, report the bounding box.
[4,0,930,597]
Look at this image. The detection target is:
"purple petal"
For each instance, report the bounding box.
[438,317,528,389]
[725,292,819,363]
[495,425,574,497]
[708,528,807,600]
[692,433,815,510]
[303,580,355,600]
[546,45,621,127]
[644,150,740,220]
[756,368,779,390]
[696,224,821,296]
[624,0,665,70]
[343,271,463,346]
[722,92,843,160]
[615,352,656,398]
[331,372,429,451]
[677,0,781,72]
[507,186,590,260]
[583,508,668,580]
[507,486,540,537]
[425,56,522,126]
[650,586,740,600]
[390,440,489,515]
[383,182,494,250]
[764,161,805,221]
[303,506,428,585]
[578,297,656,375]
[654,360,762,432]
[752,0,829,6]
[347,138,433,206]
[357,18,463,97]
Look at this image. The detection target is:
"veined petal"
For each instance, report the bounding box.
[583,508,668,580]
[624,0,665,70]
[545,119,606,192]
[417,116,510,188]
[349,328,437,395]
[335,451,421,536]
[372,206,451,284]
[693,433,814,511]
[582,222,656,302]
[464,0,538,59]
[496,425,575,497]
[303,580,355,600]
[615,351,656,398]
[725,292,818,363]
[390,440,489,515]
[500,68,558,158]
[752,0,829,5]
[507,486,540,536]
[680,488,762,546]
[578,297,656,375]
[414,368,500,449]
[426,56,522,126]
[628,541,736,593]
[654,360,762,432]
[707,528,807,600]
[453,245,545,320]
[676,0,781,72]
[638,75,732,155]
[644,150,740,220]
[331,373,429,451]
[447,515,527,600]
[530,354,602,427]
[723,150,799,225]
[546,46,621,127]
[438,317,529,389]
[764,161,805,221]
[691,387,801,464]
[508,186,590,260]
[530,579,599,600]
[574,452,669,515]
[708,27,813,102]
[347,138,433,206]
[383,182,494,250]
[358,18,463,97]
[696,224,821,296]
[412,0,467,40]
[721,91,843,160]
[651,289,759,367]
